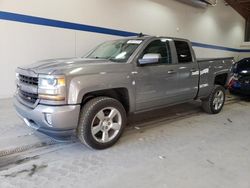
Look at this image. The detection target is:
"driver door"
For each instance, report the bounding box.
[134,39,180,111]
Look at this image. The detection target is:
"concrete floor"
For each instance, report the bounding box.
[0,96,250,188]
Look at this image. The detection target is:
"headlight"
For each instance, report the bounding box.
[39,77,58,88]
[38,75,66,101]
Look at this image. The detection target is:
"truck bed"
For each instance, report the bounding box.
[196,57,234,99]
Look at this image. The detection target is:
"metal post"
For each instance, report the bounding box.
[246,17,250,42]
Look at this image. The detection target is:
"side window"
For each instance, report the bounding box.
[174,40,192,63]
[141,40,171,64]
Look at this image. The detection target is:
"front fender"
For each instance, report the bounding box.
[67,72,136,112]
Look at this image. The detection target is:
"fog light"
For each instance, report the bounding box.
[44,113,53,126]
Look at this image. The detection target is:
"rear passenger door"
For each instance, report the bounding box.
[173,40,199,100]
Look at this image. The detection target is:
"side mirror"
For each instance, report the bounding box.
[138,53,161,65]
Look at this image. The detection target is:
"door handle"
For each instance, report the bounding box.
[167,70,176,74]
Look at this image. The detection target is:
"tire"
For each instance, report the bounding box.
[202,85,225,114]
[77,97,127,149]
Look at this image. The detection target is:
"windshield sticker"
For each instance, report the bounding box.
[127,40,142,44]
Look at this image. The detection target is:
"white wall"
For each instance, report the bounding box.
[240,42,250,59]
[0,0,249,98]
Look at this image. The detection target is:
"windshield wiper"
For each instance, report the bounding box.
[87,56,123,62]
[93,56,103,59]
[108,58,124,63]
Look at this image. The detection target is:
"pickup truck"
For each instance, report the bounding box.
[14,36,233,149]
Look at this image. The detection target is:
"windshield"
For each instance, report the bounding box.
[234,58,250,72]
[86,39,143,62]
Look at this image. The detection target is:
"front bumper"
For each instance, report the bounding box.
[14,96,81,137]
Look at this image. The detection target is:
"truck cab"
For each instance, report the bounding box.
[133,37,199,111]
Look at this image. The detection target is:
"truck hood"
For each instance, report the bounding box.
[18,57,129,75]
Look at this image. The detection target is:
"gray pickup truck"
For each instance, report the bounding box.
[14,36,233,149]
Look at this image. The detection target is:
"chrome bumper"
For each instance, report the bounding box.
[14,96,80,137]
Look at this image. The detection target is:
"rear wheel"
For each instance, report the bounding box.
[77,97,127,149]
[202,85,225,114]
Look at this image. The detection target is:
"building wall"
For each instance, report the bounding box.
[240,42,250,59]
[0,0,250,98]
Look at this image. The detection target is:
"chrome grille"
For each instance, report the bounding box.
[19,74,38,86]
[17,74,39,105]
[18,90,38,104]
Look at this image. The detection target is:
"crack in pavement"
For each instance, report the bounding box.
[3,164,48,178]
[0,155,40,171]
[0,141,78,174]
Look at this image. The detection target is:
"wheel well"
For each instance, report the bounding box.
[81,88,130,113]
[214,73,228,87]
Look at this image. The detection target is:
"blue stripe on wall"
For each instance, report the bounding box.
[1,11,250,53]
[192,42,250,53]
[0,11,138,37]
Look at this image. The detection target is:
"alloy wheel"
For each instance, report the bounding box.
[213,90,224,110]
[91,107,122,143]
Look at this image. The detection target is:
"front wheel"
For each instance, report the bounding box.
[202,85,226,114]
[77,97,127,149]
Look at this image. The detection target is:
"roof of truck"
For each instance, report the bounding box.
[125,35,190,42]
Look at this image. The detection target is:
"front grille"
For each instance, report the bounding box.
[19,74,38,86]
[239,76,250,84]
[19,89,38,104]
[17,74,39,105]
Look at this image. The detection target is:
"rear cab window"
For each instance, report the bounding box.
[174,40,192,63]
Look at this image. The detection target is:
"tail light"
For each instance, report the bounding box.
[228,74,239,89]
